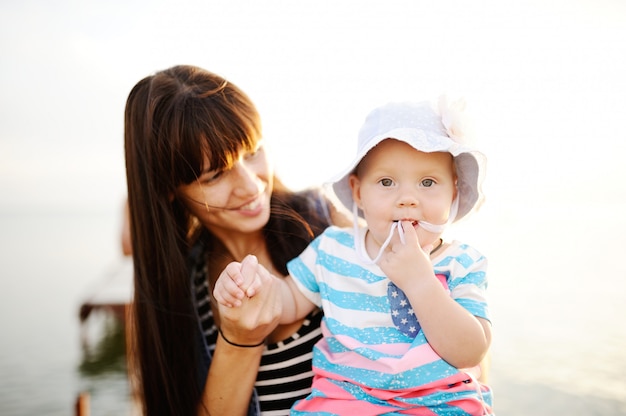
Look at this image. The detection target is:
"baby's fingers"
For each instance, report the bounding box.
[400,220,435,255]
[245,262,273,297]
[213,262,247,307]
[240,254,263,297]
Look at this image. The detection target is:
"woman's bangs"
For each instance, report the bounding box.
[198,108,259,173]
[173,74,261,183]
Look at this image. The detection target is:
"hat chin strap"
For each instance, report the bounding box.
[353,202,397,265]
[352,196,459,265]
[416,196,459,233]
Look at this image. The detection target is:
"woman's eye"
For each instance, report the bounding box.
[380,178,393,187]
[245,144,263,160]
[421,178,435,187]
[201,170,223,184]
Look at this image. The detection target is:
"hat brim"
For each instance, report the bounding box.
[330,131,483,222]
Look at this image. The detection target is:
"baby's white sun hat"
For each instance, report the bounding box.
[331,97,485,228]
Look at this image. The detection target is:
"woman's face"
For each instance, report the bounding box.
[177,140,274,239]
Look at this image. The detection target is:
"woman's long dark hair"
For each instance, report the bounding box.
[124,65,330,415]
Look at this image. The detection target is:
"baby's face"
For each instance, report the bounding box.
[349,139,457,250]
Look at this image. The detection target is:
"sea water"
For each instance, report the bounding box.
[0,210,131,416]
[0,202,625,415]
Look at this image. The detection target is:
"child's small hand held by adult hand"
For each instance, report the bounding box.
[214,254,266,307]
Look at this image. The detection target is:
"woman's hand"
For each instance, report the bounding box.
[214,255,282,346]
[213,255,266,307]
[202,256,282,415]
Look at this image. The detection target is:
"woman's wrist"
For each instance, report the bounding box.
[218,328,266,348]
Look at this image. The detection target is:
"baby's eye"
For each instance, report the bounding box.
[421,178,435,187]
[379,178,394,187]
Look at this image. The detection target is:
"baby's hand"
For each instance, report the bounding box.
[378,221,434,289]
[213,255,264,307]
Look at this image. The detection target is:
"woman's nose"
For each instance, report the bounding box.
[232,161,263,195]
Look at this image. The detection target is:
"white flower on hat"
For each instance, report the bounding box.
[438,95,469,143]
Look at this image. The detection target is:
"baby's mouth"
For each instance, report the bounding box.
[395,219,419,227]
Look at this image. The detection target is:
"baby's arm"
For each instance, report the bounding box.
[279,274,317,324]
[379,221,491,369]
[405,278,491,369]
[213,255,316,324]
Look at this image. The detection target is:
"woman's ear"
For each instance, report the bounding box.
[348,174,362,209]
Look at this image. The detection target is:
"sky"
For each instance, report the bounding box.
[1,0,626,214]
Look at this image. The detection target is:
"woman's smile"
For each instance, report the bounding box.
[234,194,266,216]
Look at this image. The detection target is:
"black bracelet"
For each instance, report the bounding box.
[218,329,266,348]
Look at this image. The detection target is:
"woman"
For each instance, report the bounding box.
[124,65,349,415]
